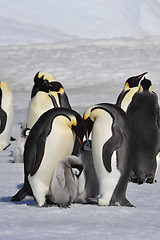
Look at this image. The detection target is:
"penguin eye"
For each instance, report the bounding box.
[23,128,30,137]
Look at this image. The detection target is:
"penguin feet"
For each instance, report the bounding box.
[130,171,155,184]
[110,197,135,207]
[84,198,99,205]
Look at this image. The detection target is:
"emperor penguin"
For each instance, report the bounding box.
[26,79,54,129]
[74,140,99,203]
[31,71,55,98]
[0,81,14,150]
[49,155,83,208]
[83,103,133,207]
[11,108,84,207]
[116,72,147,112]
[127,78,160,184]
[49,81,71,109]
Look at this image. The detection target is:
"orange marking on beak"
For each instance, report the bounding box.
[86,130,89,141]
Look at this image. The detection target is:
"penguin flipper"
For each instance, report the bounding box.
[30,133,46,176]
[102,131,123,172]
[54,164,66,189]
[0,108,7,133]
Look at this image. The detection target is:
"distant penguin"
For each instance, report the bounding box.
[83,103,133,207]
[31,71,55,98]
[49,155,83,208]
[26,80,54,129]
[116,72,147,112]
[49,81,71,109]
[11,108,84,207]
[0,81,14,150]
[13,125,30,163]
[127,78,160,184]
[74,140,99,203]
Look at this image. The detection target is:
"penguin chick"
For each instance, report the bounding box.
[50,155,83,208]
[13,124,30,163]
[74,140,99,203]
[31,71,55,98]
[127,78,160,184]
[0,81,14,150]
[116,72,147,112]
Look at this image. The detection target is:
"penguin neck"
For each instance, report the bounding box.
[121,87,139,112]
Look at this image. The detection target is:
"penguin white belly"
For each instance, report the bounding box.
[27,92,54,129]
[92,112,120,206]
[0,90,13,150]
[121,87,138,112]
[28,117,75,207]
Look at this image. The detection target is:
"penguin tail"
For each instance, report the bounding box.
[11,186,27,202]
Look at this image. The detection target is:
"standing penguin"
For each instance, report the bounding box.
[0,81,14,150]
[74,140,99,203]
[116,72,147,112]
[49,81,71,109]
[127,78,160,184]
[11,108,84,207]
[49,155,83,208]
[83,103,133,207]
[31,71,55,98]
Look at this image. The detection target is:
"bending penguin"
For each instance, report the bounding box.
[83,103,133,207]
[116,72,147,112]
[13,77,71,163]
[31,71,55,98]
[26,80,54,129]
[11,108,84,207]
[0,81,14,150]
[49,155,83,208]
[49,81,71,109]
[127,78,160,184]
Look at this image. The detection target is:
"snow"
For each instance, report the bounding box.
[1,0,160,239]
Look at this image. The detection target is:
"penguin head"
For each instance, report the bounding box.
[38,80,50,93]
[69,113,85,146]
[70,160,83,179]
[21,128,30,138]
[83,106,95,141]
[62,156,83,179]
[124,72,148,91]
[0,81,10,90]
[72,165,83,179]
[82,140,92,151]
[48,81,64,95]
[139,78,152,92]
[34,71,55,84]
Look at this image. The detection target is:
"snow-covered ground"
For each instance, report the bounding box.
[1,0,160,239]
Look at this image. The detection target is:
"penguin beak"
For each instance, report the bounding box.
[137,72,148,79]
[72,118,84,146]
